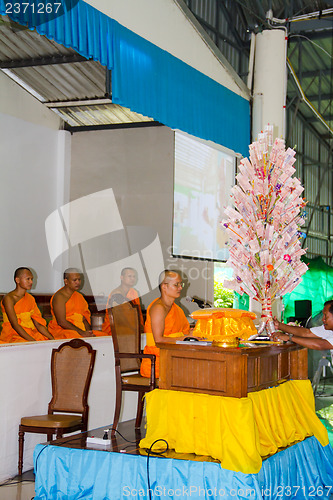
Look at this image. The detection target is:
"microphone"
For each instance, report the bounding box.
[186,296,209,309]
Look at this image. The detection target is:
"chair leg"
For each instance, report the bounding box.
[135,391,145,428]
[112,385,123,437]
[18,429,25,476]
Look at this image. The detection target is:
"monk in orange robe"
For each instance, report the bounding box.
[48,268,105,340]
[140,270,193,378]
[0,267,54,343]
[102,267,143,335]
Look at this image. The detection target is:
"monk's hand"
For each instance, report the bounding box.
[81,330,95,338]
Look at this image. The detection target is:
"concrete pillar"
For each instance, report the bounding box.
[252,29,287,141]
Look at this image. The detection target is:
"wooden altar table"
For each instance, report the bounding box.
[157,341,308,398]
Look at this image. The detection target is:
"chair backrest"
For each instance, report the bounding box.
[48,339,96,415]
[109,301,141,373]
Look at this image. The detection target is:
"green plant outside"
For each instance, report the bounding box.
[214,279,234,308]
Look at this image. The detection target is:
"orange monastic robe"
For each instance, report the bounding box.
[48,291,105,339]
[0,293,47,343]
[101,288,143,335]
[140,299,190,378]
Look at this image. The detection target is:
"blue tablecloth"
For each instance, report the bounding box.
[34,436,333,499]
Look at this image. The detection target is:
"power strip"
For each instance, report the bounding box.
[86,436,111,446]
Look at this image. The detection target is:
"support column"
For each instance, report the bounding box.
[252,28,287,141]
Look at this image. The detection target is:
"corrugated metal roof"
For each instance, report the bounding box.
[0,14,154,127]
[52,103,154,127]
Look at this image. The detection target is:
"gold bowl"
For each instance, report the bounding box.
[212,337,240,348]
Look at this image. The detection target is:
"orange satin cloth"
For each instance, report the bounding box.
[191,308,257,341]
[101,288,143,335]
[48,291,104,339]
[140,380,329,474]
[0,293,47,342]
[140,299,190,378]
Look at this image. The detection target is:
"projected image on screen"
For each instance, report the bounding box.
[173,132,235,261]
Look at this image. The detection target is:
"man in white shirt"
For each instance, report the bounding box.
[273,300,333,350]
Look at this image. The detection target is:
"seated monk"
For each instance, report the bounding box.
[102,267,144,335]
[48,268,105,339]
[0,267,54,343]
[140,270,196,378]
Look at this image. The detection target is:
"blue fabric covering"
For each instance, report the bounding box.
[0,0,250,155]
[34,437,333,499]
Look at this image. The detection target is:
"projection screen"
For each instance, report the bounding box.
[173,132,236,261]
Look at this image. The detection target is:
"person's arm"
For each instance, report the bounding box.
[31,318,54,340]
[52,294,94,337]
[150,304,193,343]
[273,317,333,350]
[273,330,333,350]
[273,317,317,337]
[3,296,36,341]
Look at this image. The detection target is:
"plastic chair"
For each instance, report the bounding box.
[18,338,96,475]
[312,350,333,396]
[109,300,157,436]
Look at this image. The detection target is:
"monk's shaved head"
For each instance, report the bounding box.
[158,270,179,291]
[159,270,178,285]
[63,268,81,280]
[14,267,31,280]
[121,267,136,276]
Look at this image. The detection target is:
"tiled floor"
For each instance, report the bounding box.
[0,469,35,500]
[2,379,333,500]
[0,419,146,500]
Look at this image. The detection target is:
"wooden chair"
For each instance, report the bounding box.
[109,300,157,436]
[18,338,96,475]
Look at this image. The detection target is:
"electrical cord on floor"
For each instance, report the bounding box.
[16,426,145,499]
[146,439,169,500]
[33,426,139,477]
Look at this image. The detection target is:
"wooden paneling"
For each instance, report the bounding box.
[158,342,308,398]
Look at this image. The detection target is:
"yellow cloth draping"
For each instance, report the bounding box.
[139,380,328,474]
[191,308,257,340]
[193,316,257,340]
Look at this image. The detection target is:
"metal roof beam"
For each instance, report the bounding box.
[287,98,333,153]
[289,23,333,38]
[191,13,247,52]
[0,54,88,68]
[288,92,333,102]
[290,68,333,78]
[306,114,333,123]
[45,98,112,108]
[217,0,245,50]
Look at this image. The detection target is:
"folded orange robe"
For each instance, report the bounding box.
[0,293,47,343]
[102,288,143,335]
[48,291,105,339]
[140,299,190,378]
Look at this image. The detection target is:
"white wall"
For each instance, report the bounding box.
[84,0,249,99]
[0,72,70,292]
[70,126,215,312]
[0,338,137,481]
[0,71,61,130]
